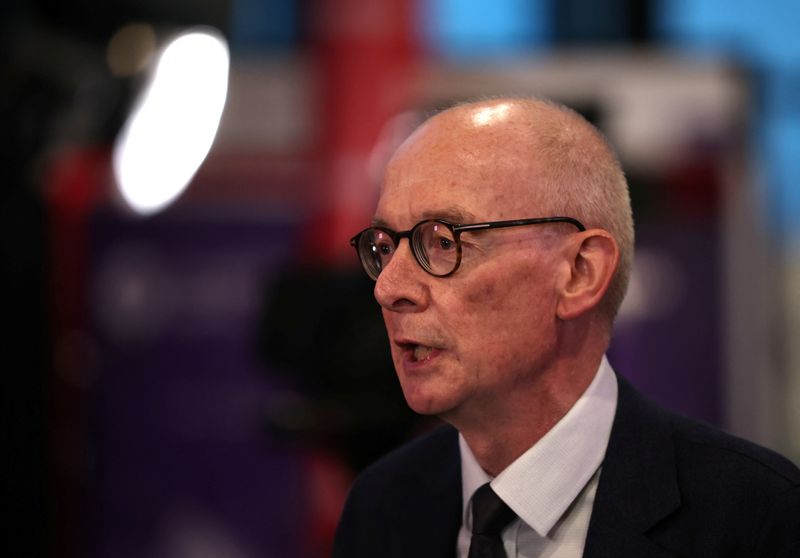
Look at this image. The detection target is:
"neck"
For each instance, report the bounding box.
[452,338,606,476]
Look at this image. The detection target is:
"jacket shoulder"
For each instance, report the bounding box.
[332,424,462,558]
[617,375,799,490]
[353,423,459,487]
[598,377,800,556]
[666,411,800,554]
[666,408,800,489]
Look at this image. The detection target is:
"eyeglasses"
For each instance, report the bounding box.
[349,216,586,280]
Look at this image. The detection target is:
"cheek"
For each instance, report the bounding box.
[465,279,497,305]
[456,266,557,352]
[462,264,553,315]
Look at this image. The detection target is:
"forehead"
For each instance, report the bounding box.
[375,111,548,227]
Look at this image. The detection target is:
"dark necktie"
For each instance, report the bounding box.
[467,483,517,558]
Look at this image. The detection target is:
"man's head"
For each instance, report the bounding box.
[356,97,633,429]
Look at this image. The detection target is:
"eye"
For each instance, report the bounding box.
[372,231,395,260]
[437,236,454,250]
[427,225,455,252]
[421,223,457,255]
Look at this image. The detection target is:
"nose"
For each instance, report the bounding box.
[374,240,429,312]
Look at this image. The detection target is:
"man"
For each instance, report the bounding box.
[333,97,800,557]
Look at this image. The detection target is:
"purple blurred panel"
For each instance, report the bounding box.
[83,209,307,558]
[609,219,722,426]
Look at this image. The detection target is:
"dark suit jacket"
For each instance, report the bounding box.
[333,376,800,557]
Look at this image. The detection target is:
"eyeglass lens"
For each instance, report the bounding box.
[358,229,394,279]
[357,221,460,279]
[415,221,458,275]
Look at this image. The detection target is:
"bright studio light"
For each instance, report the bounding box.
[113,28,229,216]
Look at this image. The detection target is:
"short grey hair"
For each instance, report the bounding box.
[526,99,634,321]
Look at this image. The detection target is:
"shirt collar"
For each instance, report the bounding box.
[459,355,618,537]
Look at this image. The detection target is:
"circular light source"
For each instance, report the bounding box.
[113,28,230,216]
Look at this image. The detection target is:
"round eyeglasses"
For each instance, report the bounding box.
[349,216,586,280]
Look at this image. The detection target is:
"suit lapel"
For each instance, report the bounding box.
[583,376,681,558]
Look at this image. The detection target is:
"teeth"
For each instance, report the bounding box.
[413,345,433,361]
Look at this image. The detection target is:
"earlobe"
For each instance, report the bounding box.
[556,231,619,320]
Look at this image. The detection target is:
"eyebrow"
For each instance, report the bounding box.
[372,205,478,229]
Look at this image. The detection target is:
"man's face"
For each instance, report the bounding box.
[373,107,567,426]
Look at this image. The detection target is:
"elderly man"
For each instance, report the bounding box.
[333,98,800,557]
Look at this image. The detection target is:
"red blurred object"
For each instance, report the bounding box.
[310,0,419,265]
[44,146,111,558]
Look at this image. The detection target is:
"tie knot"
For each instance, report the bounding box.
[470,483,516,536]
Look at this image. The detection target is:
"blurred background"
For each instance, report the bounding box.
[3,0,799,556]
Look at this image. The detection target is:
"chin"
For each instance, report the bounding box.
[400,384,461,417]
[405,398,447,417]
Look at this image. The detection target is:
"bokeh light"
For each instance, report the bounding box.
[113,28,230,216]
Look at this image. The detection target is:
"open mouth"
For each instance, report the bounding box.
[397,341,439,363]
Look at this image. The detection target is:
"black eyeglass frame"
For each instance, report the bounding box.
[349,216,586,280]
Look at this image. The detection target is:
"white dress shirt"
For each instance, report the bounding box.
[457,356,618,558]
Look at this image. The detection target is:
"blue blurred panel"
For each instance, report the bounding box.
[759,68,800,235]
[229,0,298,51]
[656,0,760,44]
[655,0,800,63]
[765,117,800,233]
[419,0,550,60]
[656,0,751,43]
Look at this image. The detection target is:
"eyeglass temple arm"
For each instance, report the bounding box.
[455,217,586,233]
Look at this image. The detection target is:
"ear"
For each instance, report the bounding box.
[556,230,619,320]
